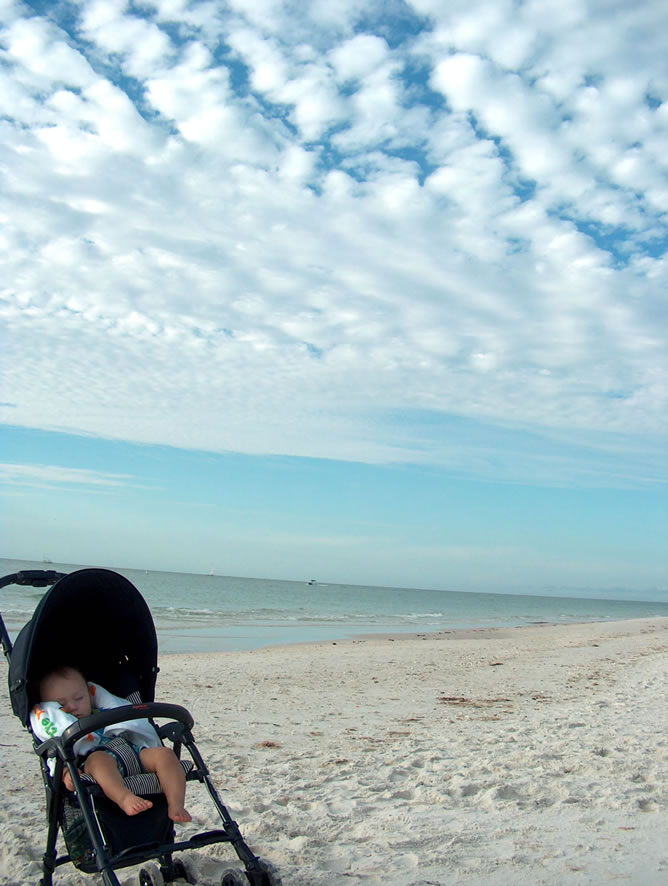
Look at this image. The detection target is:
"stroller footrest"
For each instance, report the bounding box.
[185,829,234,847]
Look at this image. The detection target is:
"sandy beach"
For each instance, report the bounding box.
[1,617,666,885]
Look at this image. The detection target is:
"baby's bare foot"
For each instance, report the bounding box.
[168,806,192,823]
[118,793,153,816]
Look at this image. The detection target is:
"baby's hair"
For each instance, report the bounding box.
[38,665,85,693]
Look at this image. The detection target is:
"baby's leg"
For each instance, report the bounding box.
[139,747,191,822]
[84,751,153,816]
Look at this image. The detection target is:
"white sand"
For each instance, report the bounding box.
[1,618,667,885]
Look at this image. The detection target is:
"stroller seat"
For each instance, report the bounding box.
[53,721,194,877]
[73,732,194,798]
[1,567,282,886]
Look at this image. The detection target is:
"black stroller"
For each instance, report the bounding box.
[0,567,282,886]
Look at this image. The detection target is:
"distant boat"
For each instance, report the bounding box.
[208,569,215,576]
[306,578,317,586]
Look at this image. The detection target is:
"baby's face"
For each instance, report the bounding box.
[40,671,92,719]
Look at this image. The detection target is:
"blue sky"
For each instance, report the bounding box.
[1,0,666,599]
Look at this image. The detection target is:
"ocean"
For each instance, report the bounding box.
[1,558,667,655]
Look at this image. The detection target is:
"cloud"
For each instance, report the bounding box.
[79,0,174,79]
[1,0,666,486]
[0,462,142,491]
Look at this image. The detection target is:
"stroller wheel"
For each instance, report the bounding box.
[138,863,165,886]
[255,858,283,886]
[220,869,248,885]
[172,856,199,883]
[242,859,282,886]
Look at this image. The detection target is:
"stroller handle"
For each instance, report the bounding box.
[1,570,67,662]
[61,703,195,746]
[0,570,66,590]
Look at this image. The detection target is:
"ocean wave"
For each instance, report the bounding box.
[399,612,446,619]
[0,609,40,625]
[153,606,301,621]
[151,606,451,627]
[292,612,447,624]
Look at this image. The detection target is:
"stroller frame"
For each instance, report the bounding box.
[1,568,281,886]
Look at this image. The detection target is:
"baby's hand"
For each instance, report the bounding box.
[63,770,75,791]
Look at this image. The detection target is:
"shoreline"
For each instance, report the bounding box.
[157,613,668,656]
[1,617,666,885]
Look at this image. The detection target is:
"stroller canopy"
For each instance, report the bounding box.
[9,568,158,725]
